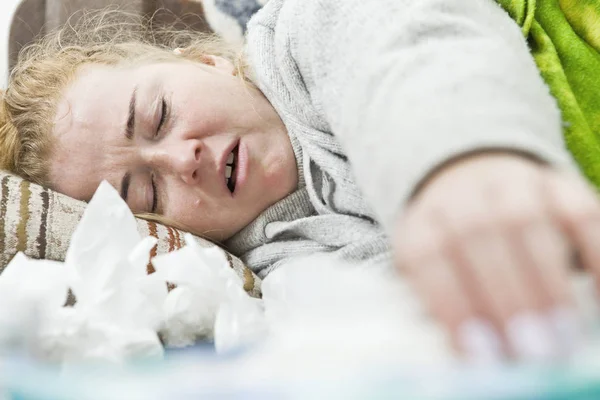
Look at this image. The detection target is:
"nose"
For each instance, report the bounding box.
[147,140,202,184]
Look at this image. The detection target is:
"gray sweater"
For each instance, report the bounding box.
[225,0,576,278]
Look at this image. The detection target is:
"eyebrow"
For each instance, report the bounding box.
[125,86,138,140]
[121,86,137,202]
[120,172,131,202]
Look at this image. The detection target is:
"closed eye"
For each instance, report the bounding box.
[157,97,168,134]
[151,174,159,214]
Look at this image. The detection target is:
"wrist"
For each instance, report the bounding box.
[410,149,547,201]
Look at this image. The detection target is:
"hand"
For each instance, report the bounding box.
[394,152,600,362]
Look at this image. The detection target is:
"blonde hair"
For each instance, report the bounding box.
[0,9,248,188]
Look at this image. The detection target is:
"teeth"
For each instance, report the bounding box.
[225,165,232,179]
[227,152,234,164]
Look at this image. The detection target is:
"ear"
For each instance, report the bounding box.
[173,49,237,76]
[201,55,236,76]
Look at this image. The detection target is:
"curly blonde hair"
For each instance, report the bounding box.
[0,9,248,188]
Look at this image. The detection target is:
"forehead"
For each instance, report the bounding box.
[49,65,133,201]
[54,64,130,138]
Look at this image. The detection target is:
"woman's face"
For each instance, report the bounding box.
[49,56,298,240]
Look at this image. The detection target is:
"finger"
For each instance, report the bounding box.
[458,229,562,361]
[544,171,600,279]
[396,210,502,362]
[419,257,506,363]
[395,211,474,330]
[500,198,572,309]
[489,171,581,355]
[515,220,581,355]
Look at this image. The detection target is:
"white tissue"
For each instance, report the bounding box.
[154,234,264,350]
[248,258,600,380]
[0,253,69,350]
[0,180,262,364]
[0,182,168,363]
[255,255,454,376]
[213,279,265,354]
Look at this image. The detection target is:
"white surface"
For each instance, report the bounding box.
[0,0,22,88]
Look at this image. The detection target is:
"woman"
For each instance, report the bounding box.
[1,0,599,363]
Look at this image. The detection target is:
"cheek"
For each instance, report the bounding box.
[268,165,296,195]
[176,103,228,136]
[163,189,195,216]
[161,187,227,231]
[261,144,295,181]
[262,151,298,198]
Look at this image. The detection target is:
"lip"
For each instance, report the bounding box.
[233,140,248,196]
[219,139,240,196]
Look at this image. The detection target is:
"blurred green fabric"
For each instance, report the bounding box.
[496,0,600,188]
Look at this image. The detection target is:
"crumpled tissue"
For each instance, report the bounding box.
[0,181,260,364]
[254,256,454,377]
[153,234,265,350]
[251,258,600,380]
[0,253,68,351]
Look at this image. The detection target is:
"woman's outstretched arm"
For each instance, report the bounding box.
[287,0,575,232]
[274,0,600,360]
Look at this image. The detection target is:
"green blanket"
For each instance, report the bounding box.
[495,0,600,188]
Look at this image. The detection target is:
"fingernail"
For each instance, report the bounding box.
[458,319,503,364]
[547,306,583,356]
[506,312,558,362]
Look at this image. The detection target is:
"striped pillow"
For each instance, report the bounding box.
[0,171,261,297]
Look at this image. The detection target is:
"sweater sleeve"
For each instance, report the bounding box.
[283,0,577,237]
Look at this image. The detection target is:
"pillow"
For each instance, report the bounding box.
[0,171,261,297]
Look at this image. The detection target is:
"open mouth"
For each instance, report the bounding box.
[225,144,239,193]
